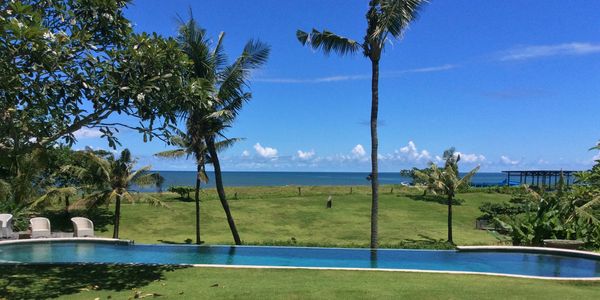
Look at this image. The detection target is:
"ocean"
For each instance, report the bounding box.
[139,171,509,192]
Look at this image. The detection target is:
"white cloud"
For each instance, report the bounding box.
[241,150,250,157]
[456,152,486,163]
[351,144,366,157]
[296,149,315,160]
[394,141,431,162]
[253,143,278,158]
[499,42,600,61]
[254,64,456,83]
[74,128,103,139]
[500,155,520,165]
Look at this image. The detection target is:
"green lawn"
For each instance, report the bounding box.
[2,265,599,299]
[4,186,600,299]
[96,185,510,246]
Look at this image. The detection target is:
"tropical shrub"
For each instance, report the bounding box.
[494,185,600,248]
[414,148,480,244]
[168,186,195,200]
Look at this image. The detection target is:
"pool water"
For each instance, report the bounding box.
[1,243,599,278]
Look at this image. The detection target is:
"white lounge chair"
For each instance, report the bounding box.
[30,217,51,238]
[71,217,94,237]
[0,214,13,239]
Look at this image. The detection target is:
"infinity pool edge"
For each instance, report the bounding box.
[1,239,599,281]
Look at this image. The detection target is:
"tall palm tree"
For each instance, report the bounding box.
[297,0,428,248]
[67,149,165,239]
[414,152,479,244]
[176,15,270,245]
[155,128,240,244]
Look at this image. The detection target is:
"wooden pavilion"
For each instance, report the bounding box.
[502,170,576,188]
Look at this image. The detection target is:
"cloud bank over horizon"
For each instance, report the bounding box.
[95,140,600,173]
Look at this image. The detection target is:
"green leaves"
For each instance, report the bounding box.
[1,0,194,166]
[296,29,360,56]
[415,153,480,198]
[370,0,428,41]
[297,0,427,59]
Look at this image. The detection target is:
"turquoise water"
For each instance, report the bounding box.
[1,243,599,278]
[142,171,510,192]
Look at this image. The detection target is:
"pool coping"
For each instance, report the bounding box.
[186,264,600,281]
[457,245,600,260]
[0,237,132,246]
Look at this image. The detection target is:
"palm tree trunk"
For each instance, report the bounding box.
[65,195,70,216]
[113,194,121,239]
[447,194,453,244]
[206,137,242,245]
[195,164,202,245]
[369,58,380,249]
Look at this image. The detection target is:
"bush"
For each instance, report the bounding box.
[478,202,527,220]
[167,186,195,200]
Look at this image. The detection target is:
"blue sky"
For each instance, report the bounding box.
[74,0,600,172]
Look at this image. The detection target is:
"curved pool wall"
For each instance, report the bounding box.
[1,241,600,279]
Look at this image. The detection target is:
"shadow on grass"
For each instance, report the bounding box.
[157,239,195,245]
[248,235,454,250]
[0,264,186,299]
[405,194,464,205]
[394,235,455,249]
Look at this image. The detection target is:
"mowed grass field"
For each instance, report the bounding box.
[2,265,600,299]
[95,185,510,246]
[3,185,600,299]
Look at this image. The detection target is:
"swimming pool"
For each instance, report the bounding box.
[1,241,599,279]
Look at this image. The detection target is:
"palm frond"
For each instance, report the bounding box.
[198,168,209,184]
[216,40,269,108]
[138,194,169,208]
[29,187,77,208]
[214,137,243,152]
[84,152,112,182]
[373,0,428,41]
[127,166,155,186]
[212,31,228,70]
[458,165,480,189]
[238,39,271,71]
[154,149,187,159]
[579,194,600,211]
[296,29,360,56]
[71,190,111,210]
[59,165,89,181]
[575,206,600,225]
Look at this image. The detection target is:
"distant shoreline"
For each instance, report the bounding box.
[135,171,512,192]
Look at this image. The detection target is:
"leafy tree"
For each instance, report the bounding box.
[175,15,269,245]
[156,129,239,244]
[297,0,428,248]
[167,186,196,200]
[400,167,433,185]
[494,186,600,247]
[67,149,165,239]
[414,150,480,244]
[0,0,195,179]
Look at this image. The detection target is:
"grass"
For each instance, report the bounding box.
[1,265,599,299]
[94,185,511,246]
[4,185,599,299]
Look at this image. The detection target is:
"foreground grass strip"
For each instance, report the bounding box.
[1,265,599,299]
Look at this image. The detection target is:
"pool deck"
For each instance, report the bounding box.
[0,237,133,245]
